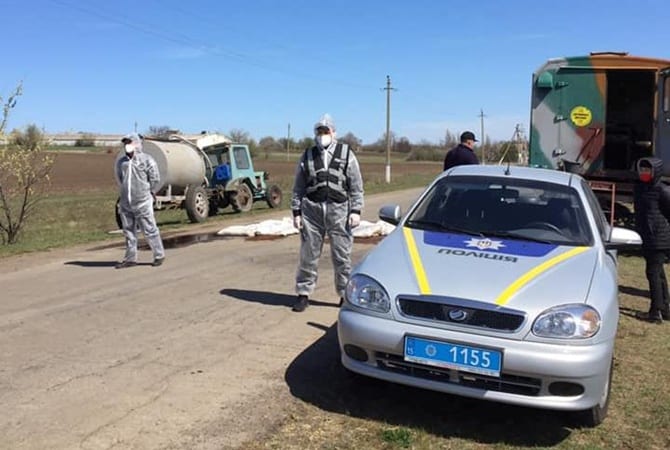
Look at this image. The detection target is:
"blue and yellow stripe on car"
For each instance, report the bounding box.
[402,227,589,304]
[493,246,588,305]
[403,227,432,294]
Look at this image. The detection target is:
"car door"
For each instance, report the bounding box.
[657,67,670,174]
[554,67,607,173]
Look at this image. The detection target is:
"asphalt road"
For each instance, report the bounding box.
[0,188,424,450]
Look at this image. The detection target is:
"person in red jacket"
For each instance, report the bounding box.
[634,157,670,323]
[443,131,480,171]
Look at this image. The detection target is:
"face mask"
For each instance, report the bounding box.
[640,172,652,183]
[124,144,135,155]
[317,134,332,148]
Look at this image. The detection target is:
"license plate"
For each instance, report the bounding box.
[404,336,502,377]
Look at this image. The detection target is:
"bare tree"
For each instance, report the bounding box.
[147,125,176,138]
[258,136,282,153]
[0,84,55,244]
[443,129,458,148]
[0,83,21,136]
[10,124,45,151]
[339,132,362,149]
[297,137,314,151]
[395,136,412,153]
[228,128,252,144]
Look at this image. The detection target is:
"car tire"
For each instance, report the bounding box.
[573,357,613,427]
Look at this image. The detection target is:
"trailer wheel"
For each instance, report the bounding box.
[266,184,282,208]
[185,185,209,223]
[231,183,253,212]
[115,197,123,230]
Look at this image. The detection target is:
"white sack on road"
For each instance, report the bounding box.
[216,217,395,238]
[217,217,298,237]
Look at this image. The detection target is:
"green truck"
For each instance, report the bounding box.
[529,52,670,219]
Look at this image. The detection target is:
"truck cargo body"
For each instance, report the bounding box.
[529,52,670,203]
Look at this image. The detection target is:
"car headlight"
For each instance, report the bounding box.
[532,304,601,339]
[346,274,391,313]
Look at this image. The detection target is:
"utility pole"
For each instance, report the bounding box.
[287,123,291,161]
[513,123,528,165]
[478,109,486,164]
[134,121,138,133]
[382,75,397,183]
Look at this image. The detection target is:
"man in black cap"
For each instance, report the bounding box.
[443,131,479,171]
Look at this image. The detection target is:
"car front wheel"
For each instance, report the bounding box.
[573,356,613,427]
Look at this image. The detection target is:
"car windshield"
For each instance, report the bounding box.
[405,176,593,246]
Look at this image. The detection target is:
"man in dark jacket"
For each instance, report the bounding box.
[443,131,480,171]
[633,157,670,323]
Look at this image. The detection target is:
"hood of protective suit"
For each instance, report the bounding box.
[314,114,336,135]
[122,132,143,152]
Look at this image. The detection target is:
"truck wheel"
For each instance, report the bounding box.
[115,197,123,230]
[231,183,253,212]
[266,184,282,208]
[185,185,209,223]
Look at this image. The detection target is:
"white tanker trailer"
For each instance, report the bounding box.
[115,133,282,227]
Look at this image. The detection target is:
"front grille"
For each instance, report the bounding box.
[398,297,525,331]
[377,352,541,396]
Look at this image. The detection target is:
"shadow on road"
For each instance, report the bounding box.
[619,285,648,299]
[284,324,573,447]
[220,289,339,309]
[64,261,152,267]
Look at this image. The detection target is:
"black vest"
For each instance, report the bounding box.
[302,143,350,203]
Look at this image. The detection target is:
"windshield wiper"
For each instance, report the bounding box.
[479,230,553,244]
[405,219,483,236]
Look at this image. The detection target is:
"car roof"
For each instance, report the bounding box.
[442,164,579,187]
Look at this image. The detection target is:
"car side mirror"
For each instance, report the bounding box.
[605,226,642,250]
[379,204,402,226]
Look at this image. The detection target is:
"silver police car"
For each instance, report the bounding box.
[338,165,641,427]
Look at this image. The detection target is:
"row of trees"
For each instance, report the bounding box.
[0,87,525,246]
[147,125,525,163]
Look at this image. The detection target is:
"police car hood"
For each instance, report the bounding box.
[357,227,598,310]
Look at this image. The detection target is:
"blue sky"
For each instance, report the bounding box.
[2,0,669,144]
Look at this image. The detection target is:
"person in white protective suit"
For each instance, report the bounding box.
[115,133,165,269]
[290,114,364,312]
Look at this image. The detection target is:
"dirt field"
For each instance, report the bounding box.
[47,152,441,193]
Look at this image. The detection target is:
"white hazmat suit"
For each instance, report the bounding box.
[290,114,364,311]
[115,133,165,268]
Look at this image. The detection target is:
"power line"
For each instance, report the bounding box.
[48,0,376,90]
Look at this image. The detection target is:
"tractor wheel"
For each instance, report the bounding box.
[115,197,123,230]
[185,185,209,223]
[231,183,253,212]
[266,184,283,208]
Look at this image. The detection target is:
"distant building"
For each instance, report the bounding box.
[47,133,124,147]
